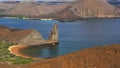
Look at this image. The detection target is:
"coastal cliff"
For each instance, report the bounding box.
[0,24,58,46]
[19,30,47,45]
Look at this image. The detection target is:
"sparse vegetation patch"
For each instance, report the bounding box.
[0,40,35,64]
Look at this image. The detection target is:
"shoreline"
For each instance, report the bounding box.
[8,45,43,60]
[0,16,120,22]
[5,44,120,68]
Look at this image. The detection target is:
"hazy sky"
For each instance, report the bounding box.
[0,0,119,2]
[0,0,75,1]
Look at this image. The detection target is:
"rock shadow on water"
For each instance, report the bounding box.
[20,44,59,59]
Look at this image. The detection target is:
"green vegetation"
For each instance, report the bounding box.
[11,15,27,19]
[0,40,35,64]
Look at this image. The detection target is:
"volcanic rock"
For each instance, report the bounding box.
[48,23,58,45]
[0,24,59,46]
[0,26,46,45]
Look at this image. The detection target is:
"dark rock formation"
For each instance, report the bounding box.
[47,23,58,45]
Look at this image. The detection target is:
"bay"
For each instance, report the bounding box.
[0,18,120,58]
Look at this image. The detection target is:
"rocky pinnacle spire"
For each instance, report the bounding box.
[48,23,59,45]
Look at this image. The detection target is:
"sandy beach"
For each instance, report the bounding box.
[8,45,43,60]
[3,44,120,68]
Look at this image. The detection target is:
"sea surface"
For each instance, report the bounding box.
[0,18,120,58]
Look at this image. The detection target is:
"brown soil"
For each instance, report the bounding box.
[0,28,33,43]
[0,25,46,45]
[1,44,120,68]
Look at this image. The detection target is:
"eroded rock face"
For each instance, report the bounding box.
[48,23,58,45]
[19,30,47,45]
[0,26,47,45]
[0,24,59,46]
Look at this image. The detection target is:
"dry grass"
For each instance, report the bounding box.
[1,44,120,68]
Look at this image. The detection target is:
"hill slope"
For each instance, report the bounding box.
[70,0,114,17]
[1,44,120,68]
[0,0,116,20]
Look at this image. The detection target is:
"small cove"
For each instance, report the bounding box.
[0,18,120,58]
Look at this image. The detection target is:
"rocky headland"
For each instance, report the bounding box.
[0,24,58,46]
[0,24,58,64]
[0,24,59,60]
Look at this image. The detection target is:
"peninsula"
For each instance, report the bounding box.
[0,24,58,46]
[0,24,58,64]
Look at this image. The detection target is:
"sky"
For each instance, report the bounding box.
[0,0,76,1]
[108,0,120,2]
[0,0,119,2]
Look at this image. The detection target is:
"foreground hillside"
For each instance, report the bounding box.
[1,44,120,68]
[0,0,118,21]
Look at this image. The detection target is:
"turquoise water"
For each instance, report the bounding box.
[0,18,120,58]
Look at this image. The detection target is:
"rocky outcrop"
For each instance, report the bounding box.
[0,28,45,45]
[47,23,58,45]
[18,30,47,45]
[0,24,59,46]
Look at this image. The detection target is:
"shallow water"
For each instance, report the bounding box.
[0,18,120,58]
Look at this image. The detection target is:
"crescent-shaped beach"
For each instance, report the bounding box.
[0,44,119,68]
[8,45,42,60]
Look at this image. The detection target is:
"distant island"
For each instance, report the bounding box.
[0,0,120,21]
